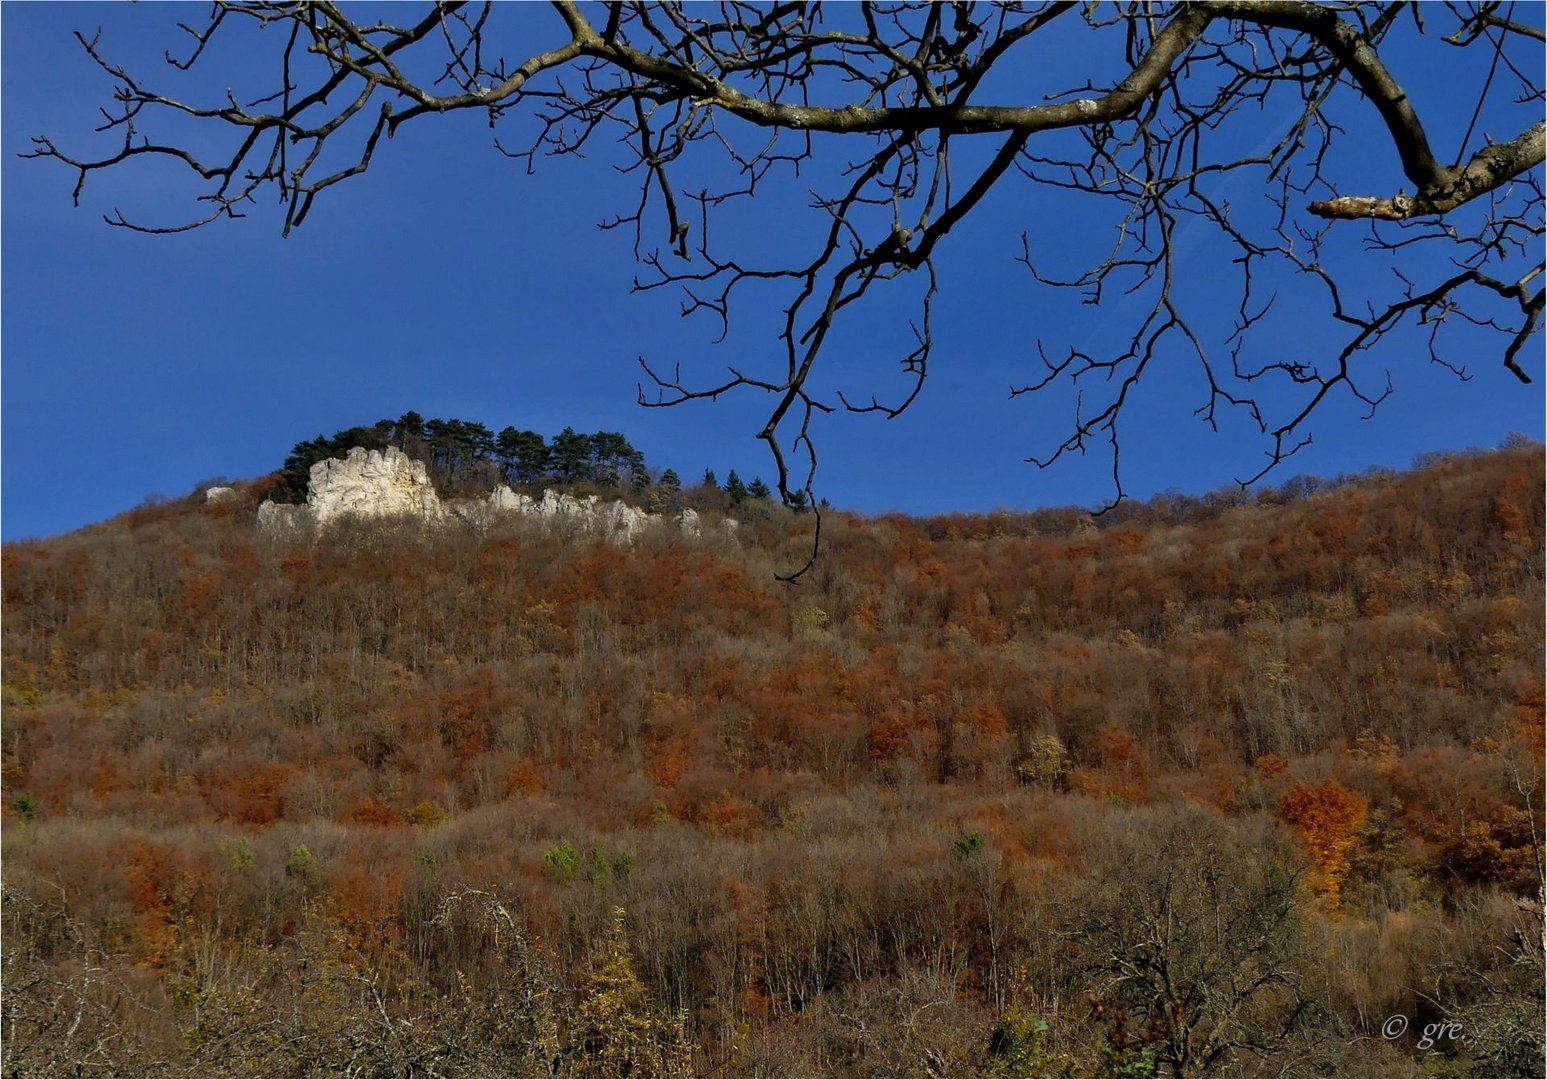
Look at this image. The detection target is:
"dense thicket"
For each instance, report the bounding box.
[3,446,1542,1077]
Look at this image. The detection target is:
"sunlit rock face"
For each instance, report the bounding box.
[255,500,312,537]
[308,447,444,529]
[257,446,728,544]
[447,487,651,542]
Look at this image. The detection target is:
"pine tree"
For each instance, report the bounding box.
[724,470,747,503]
[651,468,682,514]
[393,410,425,443]
[503,429,551,485]
[746,477,771,500]
[588,431,634,486]
[495,426,521,481]
[551,427,593,484]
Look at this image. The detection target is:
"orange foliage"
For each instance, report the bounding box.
[849,592,880,633]
[643,691,697,788]
[866,712,913,765]
[173,570,223,627]
[121,839,180,967]
[959,703,1008,737]
[699,789,763,839]
[648,740,691,790]
[1255,754,1290,778]
[433,665,513,761]
[328,854,407,960]
[506,757,545,795]
[1069,725,1151,804]
[343,794,404,827]
[202,762,294,826]
[1279,779,1368,906]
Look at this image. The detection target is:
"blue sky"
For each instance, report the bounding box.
[4,3,1542,541]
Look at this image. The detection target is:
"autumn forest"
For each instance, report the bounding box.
[2,442,1543,1078]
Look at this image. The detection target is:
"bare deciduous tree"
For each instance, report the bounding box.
[26,1,1544,550]
[1064,807,1313,1078]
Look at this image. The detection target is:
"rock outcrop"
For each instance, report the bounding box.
[486,487,649,541]
[309,446,443,529]
[257,445,716,544]
[204,486,239,504]
[255,501,312,537]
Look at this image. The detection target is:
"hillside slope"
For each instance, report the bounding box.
[3,447,1543,1077]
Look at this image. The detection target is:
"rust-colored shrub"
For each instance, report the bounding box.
[1280,778,1368,905]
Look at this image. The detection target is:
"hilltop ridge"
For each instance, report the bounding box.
[264,411,804,513]
[252,444,722,543]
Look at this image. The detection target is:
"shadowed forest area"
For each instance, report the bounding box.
[2,444,1542,1078]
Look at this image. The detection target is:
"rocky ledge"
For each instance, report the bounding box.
[253,446,721,544]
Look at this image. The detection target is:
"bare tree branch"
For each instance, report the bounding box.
[23,1,1544,555]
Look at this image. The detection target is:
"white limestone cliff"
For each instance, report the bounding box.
[255,500,311,537]
[309,446,444,529]
[257,445,719,544]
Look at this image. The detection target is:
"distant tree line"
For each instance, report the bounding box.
[707,468,814,512]
[269,411,820,512]
[271,412,652,503]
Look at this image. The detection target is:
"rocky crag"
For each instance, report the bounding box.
[254,445,716,543]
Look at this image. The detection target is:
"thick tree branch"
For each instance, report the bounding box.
[23,1,1544,561]
[1311,119,1545,220]
[1207,0,1449,190]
